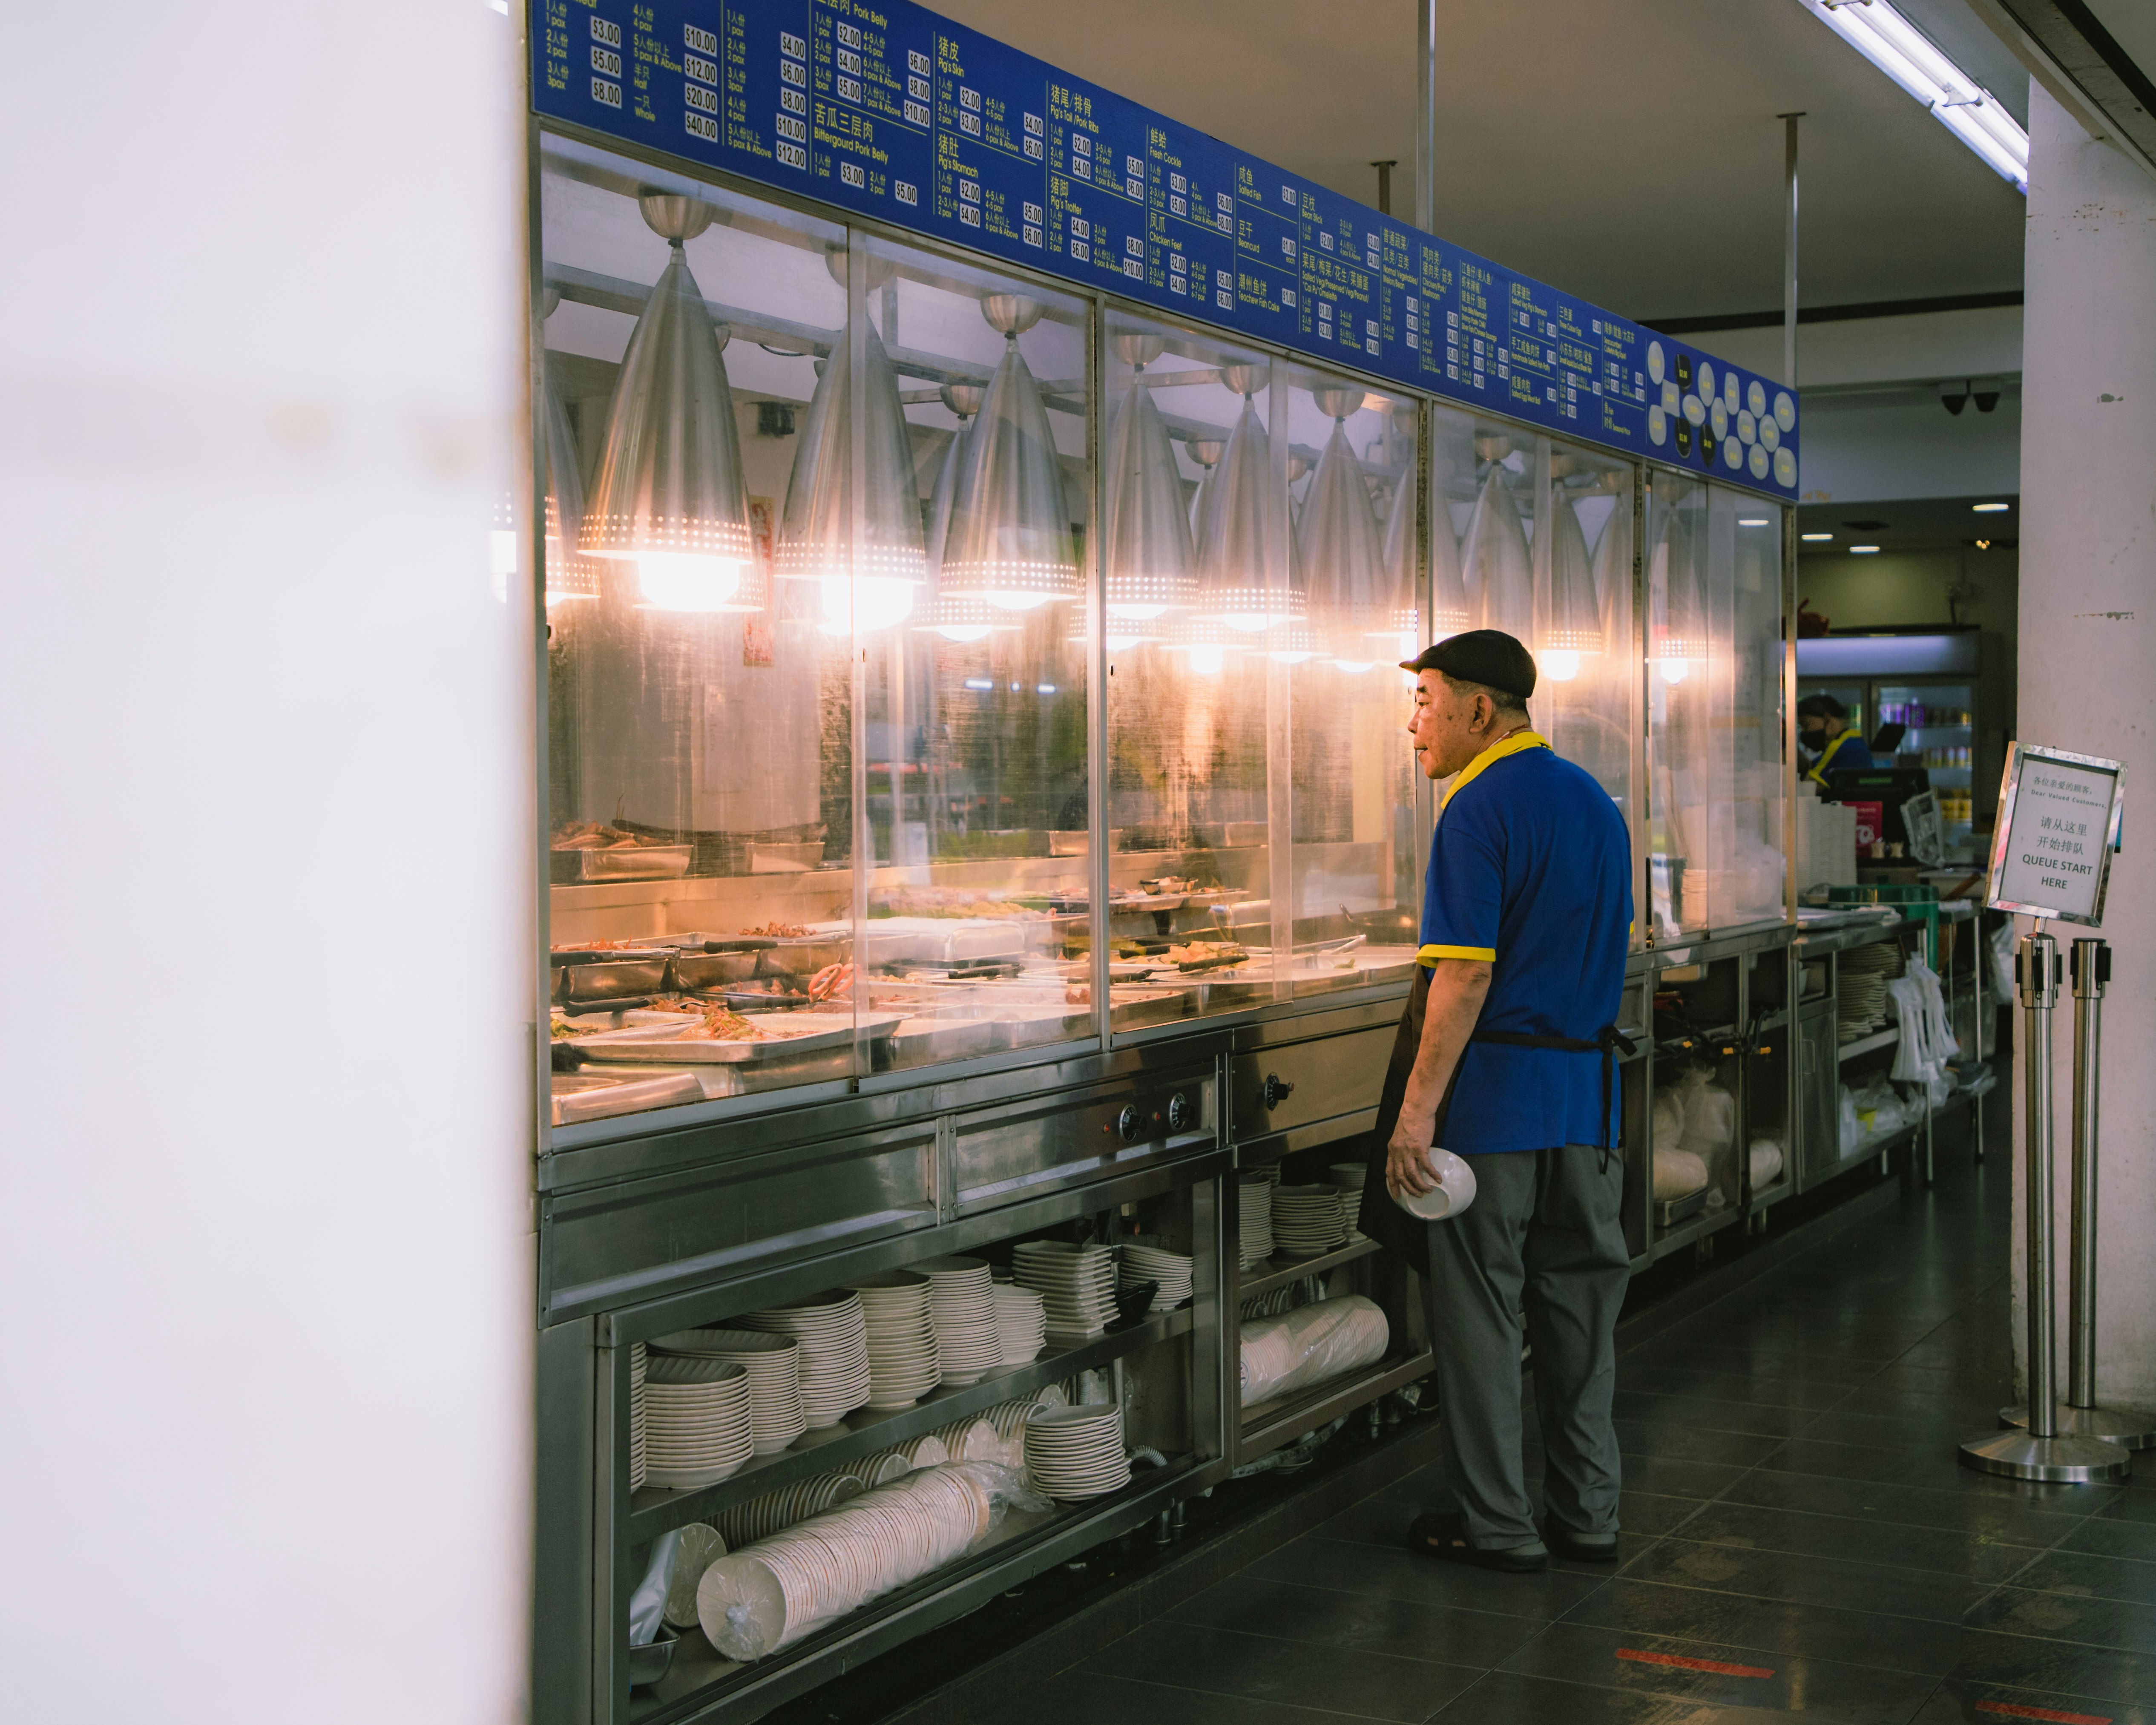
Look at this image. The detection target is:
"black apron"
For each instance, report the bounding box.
[1356,965,1634,1279]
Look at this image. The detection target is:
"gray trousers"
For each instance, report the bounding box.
[1420,1144,1630,1548]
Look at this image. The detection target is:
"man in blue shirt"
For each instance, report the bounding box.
[1798,692,1876,782]
[1357,630,1635,1574]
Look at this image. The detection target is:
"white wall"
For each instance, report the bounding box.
[2012,83,2156,1409]
[0,5,535,1722]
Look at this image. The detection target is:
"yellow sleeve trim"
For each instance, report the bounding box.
[1418,943,1496,966]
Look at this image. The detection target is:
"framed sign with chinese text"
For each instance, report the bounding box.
[1985,743,2127,924]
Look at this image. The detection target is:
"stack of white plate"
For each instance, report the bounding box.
[661,1523,727,1630]
[991,1285,1046,1366]
[699,1466,995,1662]
[1022,1404,1132,1501]
[860,1450,913,1486]
[846,1272,942,1410]
[1011,1242,1119,1341]
[629,1342,648,1491]
[1330,1161,1370,1243]
[649,1328,808,1456]
[716,1471,865,1548]
[1272,1185,1349,1257]
[983,1389,1067,1469]
[733,1294,873,1428]
[931,1415,1000,1461]
[891,1431,949,1469]
[642,1357,755,1489]
[1239,1176,1275,1268]
[914,1257,1001,1386]
[1118,1243,1193,1312]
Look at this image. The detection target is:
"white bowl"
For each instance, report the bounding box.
[1391,1149,1478,1221]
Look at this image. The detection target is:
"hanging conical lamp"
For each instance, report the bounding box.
[1187,437,1225,540]
[915,382,1014,643]
[1651,491,1706,685]
[939,294,1078,612]
[581,194,759,612]
[538,290,600,606]
[1542,486,1604,682]
[1197,366,1304,632]
[1300,385,1385,669]
[774,252,926,635]
[1103,333,1197,624]
[1589,471,1634,645]
[1460,438,1531,638]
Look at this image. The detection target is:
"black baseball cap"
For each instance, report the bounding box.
[1400,629,1538,702]
[1796,693,1847,721]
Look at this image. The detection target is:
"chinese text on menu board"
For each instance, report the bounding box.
[533,0,1799,496]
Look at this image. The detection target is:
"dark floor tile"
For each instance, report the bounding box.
[1621,1342,1883,1388]
[1611,1420,1784,1467]
[1951,1628,2156,1708]
[1551,1534,1663,1576]
[1080,1619,1480,1723]
[1617,1492,1713,1538]
[1801,1407,2012,1448]
[1565,1578,1973,1676]
[1019,1670,1380,1725]
[2015,1550,2156,1608]
[2104,1495,2156,1527]
[2069,1519,2156,1565]
[1674,1499,2045,1583]
[1248,1535,1607,1619]
[1611,1391,1816,1438]
[1718,1468,2098,1546]
[1762,1437,2007,1493]
[1618,1365,1853,1412]
[1501,1619,1938,1722]
[1427,1667,1799,1724]
[1965,1589,2156,1657]
[1621,1536,1990,1624]
[1170,1572,1547,1668]
[1618,1452,1752,1500]
[1915,1678,2154,1724]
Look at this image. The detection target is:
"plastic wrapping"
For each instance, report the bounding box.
[696,1462,1045,1662]
[628,1529,682,1647]
[1239,1295,1389,1406]
[1653,1147,1709,1200]
[1748,1136,1784,1188]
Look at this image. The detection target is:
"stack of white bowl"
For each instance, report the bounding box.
[1329,1161,1370,1243]
[629,1342,648,1491]
[860,1450,913,1486]
[733,1294,873,1428]
[1022,1404,1132,1501]
[698,1465,995,1661]
[931,1415,1000,1461]
[1238,1176,1275,1268]
[1118,1243,1194,1313]
[914,1257,1001,1386]
[1271,1185,1349,1257]
[991,1285,1046,1366]
[1012,1241,1119,1340]
[716,1471,865,1548]
[889,1432,949,1469]
[845,1273,942,1410]
[661,1523,727,1630]
[641,1357,756,1489]
[983,1389,1067,1470]
[650,1327,808,1456]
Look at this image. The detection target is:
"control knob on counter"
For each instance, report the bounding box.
[1115,1104,1144,1143]
[1262,1072,1296,1110]
[1167,1092,1196,1133]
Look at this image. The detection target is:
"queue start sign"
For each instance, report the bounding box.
[1986,743,2127,925]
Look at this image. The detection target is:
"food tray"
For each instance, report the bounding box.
[881,1016,1000,1066]
[555,843,692,883]
[551,949,672,1003]
[549,1071,704,1125]
[670,947,762,991]
[1654,1187,1710,1228]
[574,1011,904,1064]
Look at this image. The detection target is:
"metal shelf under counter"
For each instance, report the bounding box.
[1838,1026,1900,1063]
[1239,1238,1383,1304]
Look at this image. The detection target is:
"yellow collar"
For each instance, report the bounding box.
[1440,729,1550,813]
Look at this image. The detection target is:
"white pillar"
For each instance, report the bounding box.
[2014,85,2156,1409]
[0,5,535,1721]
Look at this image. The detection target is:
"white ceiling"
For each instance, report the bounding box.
[931,0,2028,322]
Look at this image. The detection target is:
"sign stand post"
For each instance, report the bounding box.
[1998,937,2156,1448]
[1960,932,2130,1483]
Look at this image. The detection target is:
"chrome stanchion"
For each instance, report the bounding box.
[2001,938,2156,1449]
[1960,931,2130,1483]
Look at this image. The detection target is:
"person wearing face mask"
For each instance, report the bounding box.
[1356,629,1635,1574]
[1797,692,1876,782]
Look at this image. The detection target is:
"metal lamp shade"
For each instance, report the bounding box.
[1540,495,1604,682]
[917,393,1015,643]
[775,320,927,635]
[541,361,601,604]
[1590,486,1634,624]
[1103,377,1197,621]
[1461,468,1532,638]
[581,232,759,612]
[1300,405,1384,658]
[1196,394,1304,632]
[939,329,1078,612]
[1651,504,1708,682]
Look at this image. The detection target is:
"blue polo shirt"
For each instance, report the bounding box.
[1418,733,1633,1154]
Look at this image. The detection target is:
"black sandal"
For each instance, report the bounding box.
[1407,1512,1549,1572]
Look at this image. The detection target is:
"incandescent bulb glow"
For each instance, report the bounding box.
[1541,650,1583,683]
[1222,609,1288,633]
[984,589,1055,612]
[935,622,995,643]
[1107,602,1169,621]
[1187,644,1225,675]
[817,575,917,635]
[640,552,745,612]
[1655,657,1692,685]
[1332,658,1377,675]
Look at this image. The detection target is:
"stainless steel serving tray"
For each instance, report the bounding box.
[573,1010,904,1064]
[549,1070,705,1124]
[550,949,673,1003]
[552,843,692,883]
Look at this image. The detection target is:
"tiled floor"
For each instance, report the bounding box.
[1029,1099,2156,1725]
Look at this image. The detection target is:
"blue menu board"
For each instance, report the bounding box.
[532,0,1800,498]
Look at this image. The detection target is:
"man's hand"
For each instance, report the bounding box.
[1384,957,1492,1204]
[1386,1117,1440,1199]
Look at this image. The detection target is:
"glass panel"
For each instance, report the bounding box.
[1645,471,1710,937]
[1102,313,1278,1024]
[861,234,1094,1068]
[1708,490,1786,928]
[1877,682,1977,857]
[1281,362,1423,995]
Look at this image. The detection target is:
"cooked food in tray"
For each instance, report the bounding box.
[738,922,812,938]
[551,821,675,852]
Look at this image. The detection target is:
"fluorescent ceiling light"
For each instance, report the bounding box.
[1851,544,1882,554]
[1738,517,1771,526]
[1972,501,2010,512]
[1801,531,1835,541]
[1800,1,2029,193]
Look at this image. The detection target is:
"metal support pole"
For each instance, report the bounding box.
[2001,938,2156,1447]
[1371,159,1396,217]
[1961,932,2129,1481]
[1415,0,1437,232]
[1778,113,1803,390]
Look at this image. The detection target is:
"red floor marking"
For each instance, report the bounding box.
[1975,1703,2110,1725]
[1616,1647,1776,1679]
